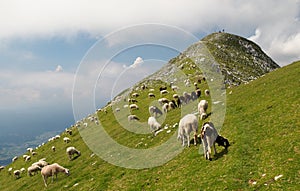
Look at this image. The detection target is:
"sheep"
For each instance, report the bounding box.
[63,137,71,143]
[159,86,167,91]
[41,163,70,187]
[12,156,18,162]
[83,122,88,128]
[25,155,31,162]
[183,92,191,104]
[128,114,140,122]
[148,116,161,134]
[162,103,169,113]
[160,89,169,95]
[65,128,72,135]
[129,104,139,110]
[195,88,201,98]
[158,98,169,105]
[0,166,4,171]
[148,93,155,98]
[27,148,33,153]
[168,101,176,109]
[32,160,49,168]
[66,146,81,160]
[115,107,120,112]
[148,106,163,117]
[20,167,26,173]
[173,94,179,99]
[200,122,230,160]
[198,100,208,120]
[171,85,179,91]
[132,92,139,97]
[205,89,210,96]
[52,146,56,152]
[28,164,42,176]
[31,151,37,156]
[177,114,198,147]
[23,154,29,160]
[13,170,21,178]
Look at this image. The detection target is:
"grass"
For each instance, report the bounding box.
[0,59,299,190]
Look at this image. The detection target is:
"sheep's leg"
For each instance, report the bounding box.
[194,132,197,146]
[213,142,217,155]
[187,135,190,147]
[43,175,48,187]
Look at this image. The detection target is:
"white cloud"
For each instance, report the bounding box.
[0,1,299,65]
[129,57,143,68]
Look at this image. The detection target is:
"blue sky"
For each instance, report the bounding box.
[0,0,299,164]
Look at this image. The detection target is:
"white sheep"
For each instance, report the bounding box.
[177,114,198,147]
[148,93,155,98]
[28,164,42,176]
[31,151,37,156]
[162,103,169,113]
[148,106,163,117]
[148,117,161,134]
[66,146,81,160]
[25,155,31,162]
[20,167,26,173]
[13,170,21,178]
[12,156,18,162]
[158,98,169,105]
[8,167,13,175]
[0,166,4,171]
[128,114,140,122]
[23,155,29,160]
[200,122,230,160]
[63,137,71,143]
[160,89,169,95]
[32,160,49,168]
[27,148,33,153]
[129,104,139,110]
[41,163,70,187]
[205,89,210,96]
[198,100,208,120]
[52,146,56,152]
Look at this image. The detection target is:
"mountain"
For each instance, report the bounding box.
[1,33,298,191]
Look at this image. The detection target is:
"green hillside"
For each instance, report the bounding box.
[0,36,299,190]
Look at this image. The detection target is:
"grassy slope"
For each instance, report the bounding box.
[0,61,299,191]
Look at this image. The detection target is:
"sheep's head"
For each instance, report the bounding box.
[216,136,230,149]
[200,113,207,120]
[65,169,70,176]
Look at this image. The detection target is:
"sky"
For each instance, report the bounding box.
[0,0,300,164]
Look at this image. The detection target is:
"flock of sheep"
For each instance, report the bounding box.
[1,128,81,187]
[1,73,230,188]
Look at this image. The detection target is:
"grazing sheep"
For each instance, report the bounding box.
[162,103,169,113]
[200,122,229,160]
[148,106,163,117]
[148,117,161,134]
[196,88,201,98]
[128,114,140,122]
[8,167,13,175]
[168,101,176,109]
[129,104,139,110]
[12,156,18,162]
[52,146,56,152]
[13,170,21,178]
[66,147,81,160]
[0,166,4,171]
[41,163,70,187]
[23,155,29,160]
[173,94,179,99]
[115,107,120,112]
[31,151,37,156]
[198,100,208,120]
[183,92,191,104]
[25,155,31,162]
[28,164,42,176]
[65,128,72,135]
[148,93,155,98]
[171,85,179,91]
[27,148,33,153]
[32,160,49,168]
[177,114,198,147]
[20,167,26,173]
[159,86,167,91]
[205,89,210,96]
[63,137,71,143]
[158,98,169,105]
[160,89,169,95]
[132,93,139,97]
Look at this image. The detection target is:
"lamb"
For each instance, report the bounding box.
[177,114,198,147]
[200,122,229,160]
[148,106,163,117]
[128,114,140,122]
[66,147,81,160]
[41,163,70,187]
[28,164,41,176]
[148,116,161,134]
[13,170,21,178]
[198,100,208,120]
[63,137,71,143]
[129,104,139,110]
